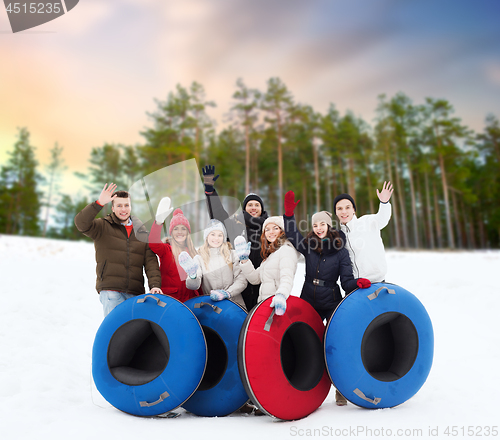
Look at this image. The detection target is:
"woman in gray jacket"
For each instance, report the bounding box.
[178,219,248,310]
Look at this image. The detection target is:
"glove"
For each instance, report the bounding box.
[234,235,251,261]
[270,293,287,315]
[155,197,174,224]
[357,278,371,289]
[202,165,220,193]
[178,251,199,279]
[210,289,231,301]
[284,190,300,216]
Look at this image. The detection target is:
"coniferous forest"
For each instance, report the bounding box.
[1,77,499,249]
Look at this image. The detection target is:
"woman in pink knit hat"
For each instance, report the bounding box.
[148,197,202,302]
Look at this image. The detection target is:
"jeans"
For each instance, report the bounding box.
[99,290,135,316]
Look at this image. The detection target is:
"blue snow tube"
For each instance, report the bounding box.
[182,296,249,416]
[324,283,433,409]
[92,294,207,416]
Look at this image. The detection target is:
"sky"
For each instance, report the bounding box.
[1,0,500,198]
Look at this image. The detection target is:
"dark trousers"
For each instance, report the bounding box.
[241,283,260,311]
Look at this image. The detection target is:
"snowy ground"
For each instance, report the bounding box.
[1,234,499,440]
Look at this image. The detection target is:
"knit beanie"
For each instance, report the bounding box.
[262,216,285,232]
[169,208,191,235]
[311,211,333,227]
[333,194,356,213]
[203,219,228,242]
[243,193,265,213]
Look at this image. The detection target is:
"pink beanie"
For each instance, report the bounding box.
[169,209,191,235]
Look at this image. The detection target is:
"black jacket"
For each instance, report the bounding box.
[205,189,269,268]
[284,214,358,310]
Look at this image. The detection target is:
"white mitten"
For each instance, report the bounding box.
[270,293,287,316]
[234,235,251,261]
[178,251,198,279]
[156,197,174,224]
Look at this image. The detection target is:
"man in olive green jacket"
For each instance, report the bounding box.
[75,183,162,316]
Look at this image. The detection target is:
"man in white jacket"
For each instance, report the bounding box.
[334,182,394,283]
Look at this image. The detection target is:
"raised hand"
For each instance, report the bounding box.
[155,197,174,224]
[234,235,251,261]
[376,181,394,203]
[178,251,199,279]
[202,165,220,193]
[270,293,287,316]
[98,183,118,205]
[284,190,300,216]
[210,289,231,301]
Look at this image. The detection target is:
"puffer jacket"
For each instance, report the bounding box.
[240,240,299,303]
[148,221,202,303]
[186,248,248,310]
[340,202,391,283]
[205,189,269,310]
[74,201,161,295]
[284,214,358,311]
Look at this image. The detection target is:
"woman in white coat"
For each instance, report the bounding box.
[234,216,300,315]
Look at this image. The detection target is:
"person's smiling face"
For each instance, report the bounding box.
[207,230,224,248]
[245,201,262,217]
[172,225,188,244]
[336,199,355,225]
[313,221,328,238]
[112,197,131,222]
[264,223,282,243]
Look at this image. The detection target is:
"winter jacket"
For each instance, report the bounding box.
[148,221,202,303]
[284,214,358,311]
[240,240,299,303]
[205,189,269,309]
[74,201,161,295]
[186,248,248,310]
[340,202,391,283]
[205,189,269,266]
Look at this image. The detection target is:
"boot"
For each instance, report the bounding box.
[335,390,347,406]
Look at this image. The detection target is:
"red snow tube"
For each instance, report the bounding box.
[238,296,331,420]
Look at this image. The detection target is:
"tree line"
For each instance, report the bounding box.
[1,78,499,248]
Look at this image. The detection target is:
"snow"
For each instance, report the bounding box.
[1,234,499,439]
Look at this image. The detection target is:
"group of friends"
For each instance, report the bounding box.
[74,164,394,409]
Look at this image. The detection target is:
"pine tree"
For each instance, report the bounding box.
[0,127,42,236]
[261,77,294,211]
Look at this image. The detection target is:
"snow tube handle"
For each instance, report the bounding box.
[136,295,167,307]
[264,309,275,332]
[367,286,396,301]
[139,391,170,407]
[194,302,222,314]
[353,388,381,405]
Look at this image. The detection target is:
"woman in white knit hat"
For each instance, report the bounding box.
[233,216,300,316]
[177,219,248,310]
